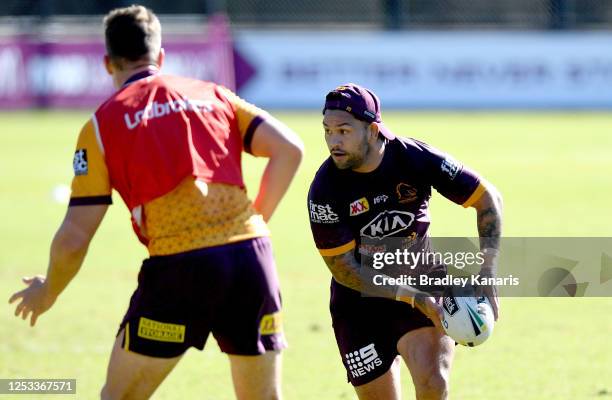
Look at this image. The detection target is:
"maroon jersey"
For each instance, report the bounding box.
[308,137,485,257]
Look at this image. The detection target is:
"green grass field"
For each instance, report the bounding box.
[1,111,611,399]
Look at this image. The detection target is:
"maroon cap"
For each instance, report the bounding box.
[323,83,395,140]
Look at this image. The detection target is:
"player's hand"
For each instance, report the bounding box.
[475,272,499,321]
[413,292,444,330]
[8,276,56,327]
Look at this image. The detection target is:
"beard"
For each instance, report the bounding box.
[332,135,370,170]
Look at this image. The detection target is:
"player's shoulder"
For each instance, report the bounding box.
[95,89,122,115]
[161,74,217,89]
[391,136,432,154]
[166,77,240,110]
[389,136,442,165]
[159,75,225,99]
[74,115,97,140]
[96,74,224,114]
[308,157,339,199]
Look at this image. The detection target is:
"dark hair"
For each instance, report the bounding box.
[103,5,161,68]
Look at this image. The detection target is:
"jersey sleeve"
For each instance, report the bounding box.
[307,178,355,257]
[217,86,269,154]
[69,118,112,206]
[414,140,485,208]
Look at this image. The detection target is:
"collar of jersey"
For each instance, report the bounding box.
[122,67,159,87]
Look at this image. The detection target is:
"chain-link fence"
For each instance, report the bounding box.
[227,0,612,29]
[1,0,612,29]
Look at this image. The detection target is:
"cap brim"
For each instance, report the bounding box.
[377,122,396,140]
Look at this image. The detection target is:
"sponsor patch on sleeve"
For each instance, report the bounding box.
[73,149,88,176]
[440,156,461,180]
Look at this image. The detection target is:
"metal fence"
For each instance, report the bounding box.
[1,0,612,29]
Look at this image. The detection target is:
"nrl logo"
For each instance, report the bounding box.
[360,210,415,239]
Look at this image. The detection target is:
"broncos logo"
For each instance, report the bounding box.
[396,183,418,204]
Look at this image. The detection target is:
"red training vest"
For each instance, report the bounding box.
[94,72,244,242]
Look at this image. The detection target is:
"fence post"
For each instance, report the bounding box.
[383,0,403,30]
[549,0,575,29]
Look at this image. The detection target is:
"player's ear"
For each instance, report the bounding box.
[103,55,113,75]
[369,122,380,142]
[156,48,165,69]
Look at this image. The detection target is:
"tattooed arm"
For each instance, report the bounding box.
[474,181,503,252]
[470,180,503,319]
[322,250,443,327]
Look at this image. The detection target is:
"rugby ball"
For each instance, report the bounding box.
[441,287,495,347]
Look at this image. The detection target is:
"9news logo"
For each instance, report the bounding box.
[345,343,383,378]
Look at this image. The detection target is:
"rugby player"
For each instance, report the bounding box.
[308,83,502,400]
[9,5,303,400]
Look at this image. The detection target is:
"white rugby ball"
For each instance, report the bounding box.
[441,289,495,347]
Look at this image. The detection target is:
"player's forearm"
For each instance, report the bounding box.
[44,228,90,299]
[41,205,107,299]
[474,182,503,272]
[253,147,303,222]
[323,252,421,303]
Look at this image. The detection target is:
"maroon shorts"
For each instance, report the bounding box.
[118,237,286,358]
[330,279,434,387]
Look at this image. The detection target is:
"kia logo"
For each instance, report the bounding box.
[360,210,415,239]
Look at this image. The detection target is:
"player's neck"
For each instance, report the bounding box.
[114,64,159,89]
[352,140,385,173]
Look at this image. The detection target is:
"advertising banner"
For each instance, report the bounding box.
[235,31,612,109]
[0,16,234,108]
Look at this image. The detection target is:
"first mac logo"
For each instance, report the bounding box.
[309,200,339,223]
[73,149,88,176]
